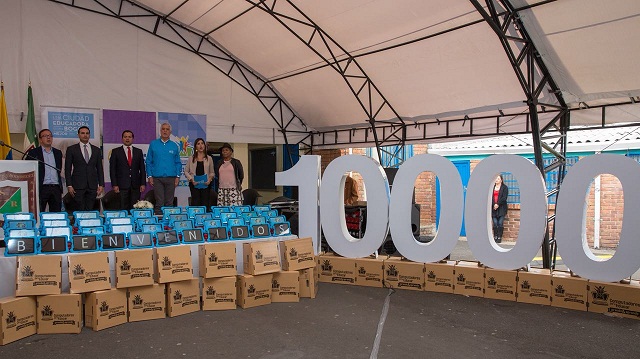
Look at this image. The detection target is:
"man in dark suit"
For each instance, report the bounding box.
[109,130,146,210]
[25,129,64,212]
[65,126,104,211]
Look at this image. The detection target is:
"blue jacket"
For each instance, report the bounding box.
[145,138,182,177]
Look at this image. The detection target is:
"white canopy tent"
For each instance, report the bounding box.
[1,0,639,148]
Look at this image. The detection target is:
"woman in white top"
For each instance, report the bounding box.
[183,138,214,209]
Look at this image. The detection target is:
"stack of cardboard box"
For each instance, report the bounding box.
[199,242,237,310]
[239,241,281,308]
[279,237,317,300]
[154,246,199,318]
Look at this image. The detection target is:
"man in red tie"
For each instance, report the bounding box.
[109,130,146,210]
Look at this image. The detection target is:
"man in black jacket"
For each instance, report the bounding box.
[26,129,63,212]
[109,130,146,210]
[65,126,104,211]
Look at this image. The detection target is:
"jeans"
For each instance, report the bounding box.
[492,215,505,237]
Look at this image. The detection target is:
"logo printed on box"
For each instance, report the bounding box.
[206,286,216,297]
[358,267,366,275]
[40,305,53,321]
[289,248,298,259]
[21,265,34,279]
[487,277,497,287]
[591,286,609,305]
[321,260,332,274]
[272,280,280,289]
[521,280,531,290]
[248,284,256,296]
[386,265,399,278]
[173,290,182,302]
[555,285,565,295]
[162,256,172,268]
[209,253,218,263]
[120,260,131,273]
[132,295,144,308]
[100,301,109,314]
[5,311,17,328]
[457,273,466,283]
[73,264,85,277]
[255,250,263,262]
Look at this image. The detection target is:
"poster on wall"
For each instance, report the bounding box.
[102,110,157,194]
[0,160,38,216]
[40,106,102,156]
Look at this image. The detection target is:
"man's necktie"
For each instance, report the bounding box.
[127,146,132,166]
[83,144,89,163]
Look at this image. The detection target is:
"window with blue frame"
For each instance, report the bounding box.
[501,156,579,204]
[365,145,414,168]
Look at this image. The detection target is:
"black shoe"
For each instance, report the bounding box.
[496,237,502,243]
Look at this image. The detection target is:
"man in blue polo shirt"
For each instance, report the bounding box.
[145,122,182,214]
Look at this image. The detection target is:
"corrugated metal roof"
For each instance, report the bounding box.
[428,126,640,155]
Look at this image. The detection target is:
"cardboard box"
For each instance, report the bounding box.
[383,257,425,291]
[0,296,36,345]
[299,268,319,299]
[551,271,588,311]
[517,268,552,305]
[237,274,273,309]
[453,261,484,297]
[271,271,299,303]
[484,268,517,301]
[202,277,237,311]
[16,255,62,296]
[155,246,193,283]
[317,253,356,285]
[115,249,154,288]
[243,241,281,275]
[425,261,455,293]
[127,284,166,322]
[199,242,237,278]
[355,257,385,288]
[84,288,127,331]
[279,237,315,271]
[166,279,200,317]
[36,294,82,334]
[68,252,111,294]
[588,280,640,319]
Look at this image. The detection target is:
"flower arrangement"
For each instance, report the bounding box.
[133,200,154,209]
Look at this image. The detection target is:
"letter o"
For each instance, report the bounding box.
[389,154,463,262]
[320,155,389,257]
[555,154,640,282]
[465,154,547,269]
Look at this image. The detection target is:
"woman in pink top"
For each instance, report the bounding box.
[214,143,244,206]
[492,174,509,243]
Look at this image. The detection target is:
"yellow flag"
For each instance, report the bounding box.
[0,82,13,160]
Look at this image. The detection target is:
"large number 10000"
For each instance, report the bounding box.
[276,154,640,282]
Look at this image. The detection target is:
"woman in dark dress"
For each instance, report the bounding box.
[492,174,509,243]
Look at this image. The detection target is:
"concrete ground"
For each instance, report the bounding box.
[1,239,639,358]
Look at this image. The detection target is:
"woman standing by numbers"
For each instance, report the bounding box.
[492,174,509,243]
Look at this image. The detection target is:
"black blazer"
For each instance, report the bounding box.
[26,146,63,187]
[492,183,509,217]
[65,143,105,190]
[109,146,146,189]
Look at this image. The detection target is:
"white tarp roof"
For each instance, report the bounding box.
[1,0,639,145]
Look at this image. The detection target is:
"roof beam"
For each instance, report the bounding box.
[48,0,309,138]
[246,0,407,166]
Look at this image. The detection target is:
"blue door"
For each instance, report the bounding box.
[436,160,470,236]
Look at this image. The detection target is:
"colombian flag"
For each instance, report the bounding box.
[0,82,12,160]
